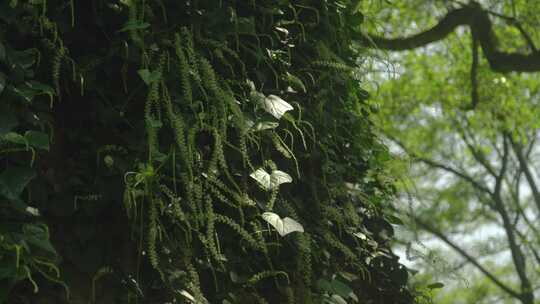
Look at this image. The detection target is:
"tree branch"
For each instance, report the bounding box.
[507,134,540,214]
[418,156,493,195]
[470,35,480,108]
[359,3,540,72]
[487,10,538,52]
[492,193,534,304]
[490,140,534,303]
[413,216,522,300]
[387,134,493,195]
[456,119,497,177]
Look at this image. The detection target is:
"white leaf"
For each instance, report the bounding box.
[330,294,348,304]
[178,289,208,304]
[250,168,271,189]
[262,95,293,119]
[353,232,367,240]
[246,80,256,91]
[275,26,289,35]
[250,168,292,190]
[270,170,292,186]
[262,212,304,236]
[25,206,40,216]
[179,290,195,302]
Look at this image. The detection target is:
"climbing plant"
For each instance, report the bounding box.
[0,1,415,303]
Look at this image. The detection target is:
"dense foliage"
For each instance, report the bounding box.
[0,1,414,303]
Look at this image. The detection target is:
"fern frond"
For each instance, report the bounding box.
[247,270,289,285]
[215,214,262,251]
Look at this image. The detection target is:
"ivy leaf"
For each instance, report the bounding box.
[262,95,293,119]
[250,168,292,190]
[23,224,57,256]
[262,212,304,236]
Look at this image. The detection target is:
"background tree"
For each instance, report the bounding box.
[367,1,540,303]
[0,1,416,303]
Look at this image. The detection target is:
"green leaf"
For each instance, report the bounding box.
[250,168,292,190]
[317,278,354,299]
[0,166,36,202]
[427,282,444,289]
[147,117,163,128]
[22,224,57,256]
[2,132,27,146]
[284,72,306,93]
[26,81,54,95]
[330,280,353,298]
[137,69,162,85]
[385,214,404,225]
[24,131,49,151]
[11,81,54,104]
[262,212,304,237]
[10,49,37,69]
[236,17,256,34]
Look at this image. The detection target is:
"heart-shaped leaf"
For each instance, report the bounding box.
[250,168,292,191]
[0,167,35,200]
[262,95,293,119]
[262,212,304,236]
